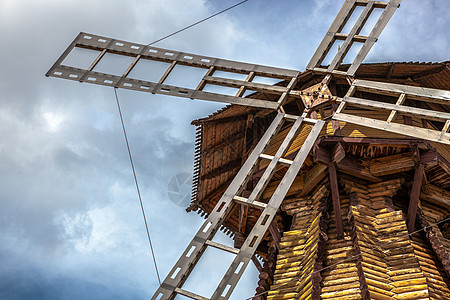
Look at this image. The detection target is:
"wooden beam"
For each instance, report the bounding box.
[268,221,281,250]
[235,71,255,97]
[351,79,450,105]
[333,113,450,145]
[314,145,331,165]
[331,141,346,164]
[318,136,427,147]
[369,152,416,176]
[385,63,395,79]
[420,148,438,166]
[251,255,263,273]
[388,93,405,122]
[331,103,342,136]
[201,158,242,180]
[301,163,328,196]
[337,155,381,182]
[407,164,425,232]
[403,115,413,126]
[329,163,344,239]
[420,184,450,210]
[239,204,248,234]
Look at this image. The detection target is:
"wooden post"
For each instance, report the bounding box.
[407,163,425,232]
[331,103,342,136]
[329,163,344,239]
[251,255,263,273]
[268,221,281,250]
[239,204,248,234]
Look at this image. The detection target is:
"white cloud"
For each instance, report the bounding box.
[42,111,66,132]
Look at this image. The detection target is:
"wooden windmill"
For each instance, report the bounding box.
[46,0,450,299]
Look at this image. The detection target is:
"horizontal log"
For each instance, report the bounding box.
[391,277,427,288]
[369,152,416,176]
[420,184,450,210]
[394,289,429,300]
[338,156,381,182]
[320,287,362,298]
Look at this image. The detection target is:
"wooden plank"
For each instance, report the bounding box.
[158,60,177,84]
[334,32,368,43]
[347,0,402,76]
[269,221,282,250]
[327,1,374,73]
[204,75,289,95]
[174,288,209,300]
[355,1,389,9]
[196,66,215,91]
[251,255,263,273]
[51,65,280,109]
[300,164,328,196]
[306,0,357,70]
[342,95,450,122]
[420,184,450,210]
[442,120,450,133]
[337,155,381,182]
[333,113,450,145]
[407,164,424,232]
[50,32,300,78]
[235,71,255,97]
[205,240,240,254]
[352,79,450,104]
[369,152,416,176]
[239,204,248,234]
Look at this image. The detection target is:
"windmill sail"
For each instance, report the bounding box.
[46,32,301,110]
[307,0,402,77]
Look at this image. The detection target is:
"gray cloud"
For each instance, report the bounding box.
[0,0,448,299]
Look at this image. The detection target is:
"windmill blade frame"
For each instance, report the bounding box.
[46,32,302,110]
[306,0,402,77]
[333,79,450,145]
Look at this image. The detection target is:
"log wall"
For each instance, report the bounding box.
[267,183,329,300]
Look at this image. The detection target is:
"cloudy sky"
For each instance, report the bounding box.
[0,0,448,299]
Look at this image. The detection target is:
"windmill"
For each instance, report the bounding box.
[46,0,450,299]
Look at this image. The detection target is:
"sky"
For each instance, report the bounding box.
[0,0,449,299]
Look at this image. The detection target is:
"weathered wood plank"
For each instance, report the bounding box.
[333,113,450,145]
[352,79,450,104]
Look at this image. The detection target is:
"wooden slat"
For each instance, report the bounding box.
[205,240,239,254]
[347,0,402,76]
[333,113,450,145]
[204,75,288,95]
[334,32,368,43]
[50,65,280,109]
[306,0,357,70]
[235,71,255,97]
[342,95,450,122]
[387,93,406,122]
[352,79,450,104]
[174,288,209,300]
[327,1,374,73]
